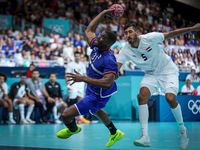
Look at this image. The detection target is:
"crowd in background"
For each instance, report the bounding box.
[0,0,200,72]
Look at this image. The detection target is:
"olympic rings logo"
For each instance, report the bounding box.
[188,100,200,114]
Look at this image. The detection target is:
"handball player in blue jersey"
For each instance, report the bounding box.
[56,9,125,148]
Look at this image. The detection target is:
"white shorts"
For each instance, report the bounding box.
[140,72,179,96]
[69,88,85,99]
[13,98,27,109]
[56,100,64,109]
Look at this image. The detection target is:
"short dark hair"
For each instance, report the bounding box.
[74,52,81,55]
[124,23,139,31]
[32,69,39,74]
[105,30,116,45]
[0,72,7,82]
[29,64,35,68]
[49,72,57,78]
[20,73,27,77]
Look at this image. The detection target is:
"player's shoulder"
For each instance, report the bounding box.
[79,61,86,66]
[102,50,115,58]
[2,82,8,87]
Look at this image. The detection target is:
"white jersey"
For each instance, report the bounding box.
[117,32,178,74]
[66,61,86,89]
[0,82,8,99]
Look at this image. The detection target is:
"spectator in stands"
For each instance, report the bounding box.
[26,69,55,123]
[6,55,15,67]
[1,39,16,58]
[45,72,67,124]
[163,40,170,53]
[45,47,52,60]
[65,52,90,123]
[186,67,198,82]
[63,38,74,61]
[195,40,199,47]
[38,53,48,67]
[175,35,184,46]
[13,35,22,52]
[112,36,123,51]
[22,40,31,55]
[0,53,6,66]
[181,79,194,93]
[27,64,36,78]
[0,72,16,124]
[186,57,195,68]
[73,34,83,52]
[197,72,200,82]
[9,73,35,124]
[177,48,183,57]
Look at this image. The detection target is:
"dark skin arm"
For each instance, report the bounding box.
[163,23,200,39]
[85,9,116,45]
[66,69,115,90]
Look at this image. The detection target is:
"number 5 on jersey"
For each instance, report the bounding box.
[141,54,147,61]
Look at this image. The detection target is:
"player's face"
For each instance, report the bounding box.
[75,53,81,62]
[124,26,138,44]
[96,31,108,50]
[50,74,56,82]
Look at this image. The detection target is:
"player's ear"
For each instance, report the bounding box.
[136,30,140,35]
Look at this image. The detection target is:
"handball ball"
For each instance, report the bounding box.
[192,89,198,95]
[109,4,124,18]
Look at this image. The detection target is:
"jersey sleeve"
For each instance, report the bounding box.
[117,46,128,64]
[89,37,97,49]
[147,32,165,43]
[102,53,118,75]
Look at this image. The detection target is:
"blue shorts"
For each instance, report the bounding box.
[75,93,111,115]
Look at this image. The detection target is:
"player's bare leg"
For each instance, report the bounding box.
[165,93,189,150]
[134,87,151,147]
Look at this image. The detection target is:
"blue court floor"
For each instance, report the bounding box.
[0,121,200,150]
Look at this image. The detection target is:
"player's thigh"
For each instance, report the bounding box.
[23,97,34,105]
[140,74,159,96]
[158,73,179,96]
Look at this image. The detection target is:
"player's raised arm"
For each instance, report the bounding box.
[163,23,200,40]
[85,9,116,45]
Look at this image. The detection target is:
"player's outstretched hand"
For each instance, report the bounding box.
[192,23,200,31]
[104,9,117,19]
[66,69,84,86]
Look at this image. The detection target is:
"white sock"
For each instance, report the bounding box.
[52,105,58,120]
[19,104,25,120]
[171,103,185,131]
[9,112,13,120]
[57,112,61,119]
[26,105,35,120]
[139,104,149,136]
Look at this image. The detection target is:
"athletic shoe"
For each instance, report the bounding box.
[56,125,81,139]
[180,128,189,150]
[26,118,36,124]
[20,118,29,124]
[78,117,90,124]
[9,119,16,125]
[55,119,62,124]
[40,116,48,124]
[106,129,125,148]
[134,135,151,147]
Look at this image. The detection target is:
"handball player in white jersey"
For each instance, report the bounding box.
[117,22,200,149]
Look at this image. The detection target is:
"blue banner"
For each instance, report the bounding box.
[152,95,200,121]
[0,15,12,30]
[43,19,70,36]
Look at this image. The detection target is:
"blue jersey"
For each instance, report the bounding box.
[86,37,118,98]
